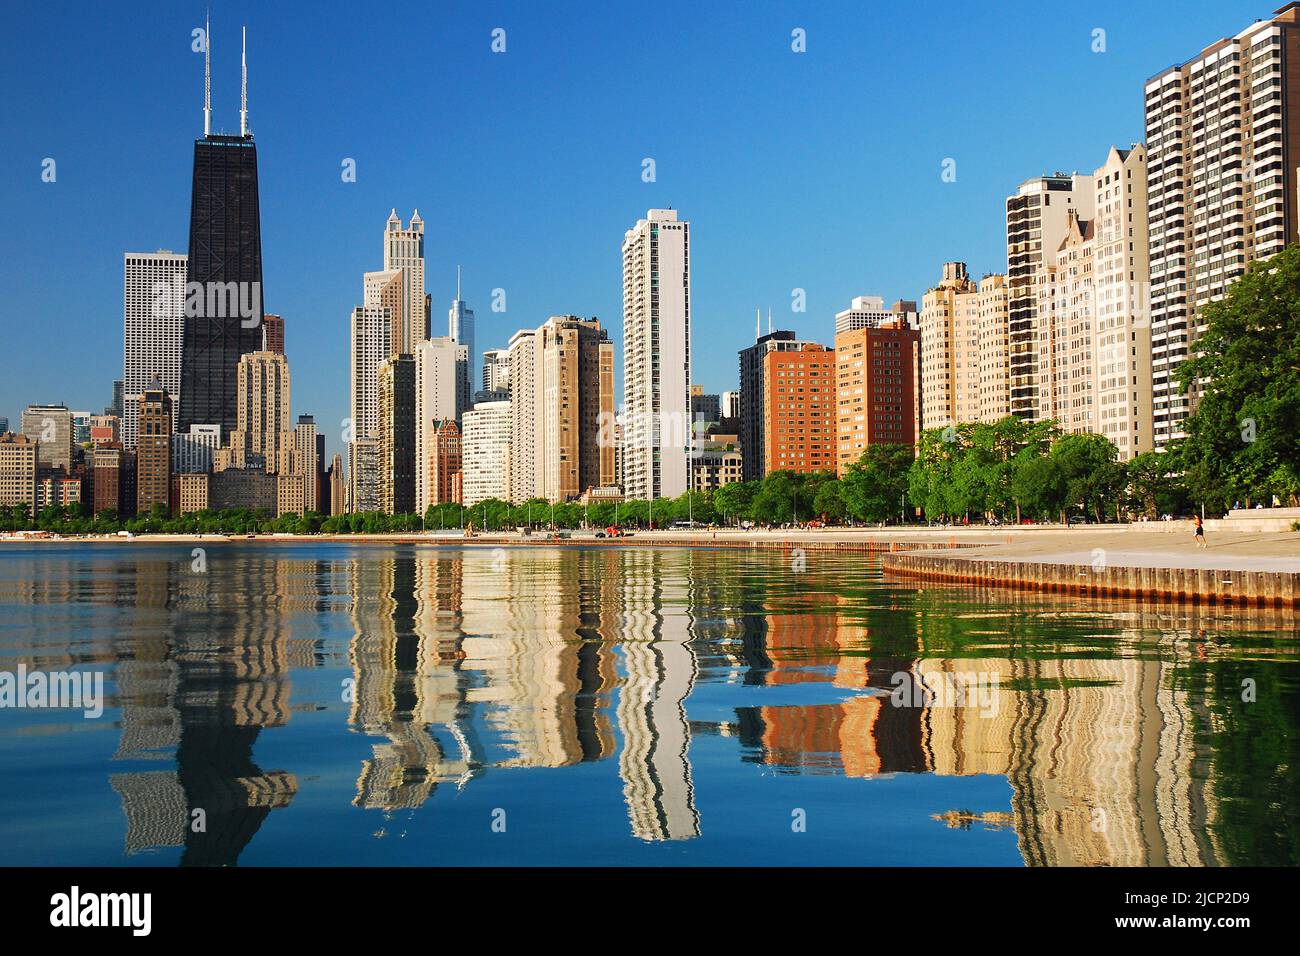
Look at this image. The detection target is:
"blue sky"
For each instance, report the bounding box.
[0,0,1267,455]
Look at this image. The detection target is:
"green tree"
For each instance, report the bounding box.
[1177,243,1300,509]
[843,444,913,523]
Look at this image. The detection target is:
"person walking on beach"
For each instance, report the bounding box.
[1194,514,1206,549]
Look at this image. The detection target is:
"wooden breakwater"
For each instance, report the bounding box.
[881,552,1300,609]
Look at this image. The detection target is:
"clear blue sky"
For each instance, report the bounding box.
[0,0,1266,455]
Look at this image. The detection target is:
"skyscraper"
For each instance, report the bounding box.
[178,25,266,436]
[538,316,616,501]
[1006,174,1094,420]
[123,250,186,448]
[449,266,475,411]
[414,337,465,514]
[136,378,173,514]
[482,348,510,394]
[1144,4,1300,448]
[507,328,541,503]
[378,355,416,515]
[622,209,691,500]
[383,210,427,354]
[228,351,290,471]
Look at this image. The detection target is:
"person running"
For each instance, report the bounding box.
[1194,514,1206,549]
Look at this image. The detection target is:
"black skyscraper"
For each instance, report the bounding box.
[177,134,264,434]
[178,25,265,435]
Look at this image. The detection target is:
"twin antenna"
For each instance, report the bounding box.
[202,12,251,138]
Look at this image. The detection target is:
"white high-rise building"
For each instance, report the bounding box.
[172,424,221,474]
[720,390,740,420]
[461,400,511,507]
[123,250,187,448]
[449,267,475,413]
[350,304,391,446]
[383,209,427,354]
[622,209,691,500]
[506,328,542,503]
[414,336,465,513]
[1144,4,1300,449]
[834,296,918,335]
[482,348,510,394]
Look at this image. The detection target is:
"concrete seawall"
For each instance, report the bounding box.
[882,551,1300,609]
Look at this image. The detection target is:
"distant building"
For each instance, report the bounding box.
[229,351,290,471]
[91,444,129,515]
[36,473,81,510]
[209,467,276,513]
[172,424,221,474]
[834,296,918,335]
[720,390,740,421]
[428,420,462,506]
[176,473,209,514]
[482,348,510,394]
[21,404,72,472]
[89,415,121,447]
[690,385,720,425]
[414,337,465,513]
[0,432,38,511]
[328,453,346,516]
[123,250,185,448]
[449,269,476,413]
[378,355,416,514]
[262,313,285,354]
[135,379,172,514]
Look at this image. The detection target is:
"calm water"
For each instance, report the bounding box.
[0,542,1296,867]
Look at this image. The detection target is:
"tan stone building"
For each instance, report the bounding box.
[136,379,172,514]
[539,316,615,501]
[0,432,38,509]
[229,351,290,471]
[920,264,1010,431]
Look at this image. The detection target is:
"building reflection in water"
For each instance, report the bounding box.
[1,545,1290,864]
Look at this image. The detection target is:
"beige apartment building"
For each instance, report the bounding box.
[0,432,38,509]
[1144,3,1300,448]
[1031,146,1153,458]
[919,263,1010,431]
[1006,174,1095,420]
[228,351,291,471]
[539,316,616,501]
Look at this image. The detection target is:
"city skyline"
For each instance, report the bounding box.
[0,0,1268,441]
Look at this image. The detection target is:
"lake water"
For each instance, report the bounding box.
[0,541,1295,866]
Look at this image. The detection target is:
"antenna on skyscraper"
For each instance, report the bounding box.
[456,265,462,302]
[755,308,761,342]
[767,307,772,336]
[203,10,212,137]
[240,25,248,137]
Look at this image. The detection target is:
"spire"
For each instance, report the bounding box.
[755,308,761,342]
[456,265,462,302]
[240,25,248,138]
[767,307,772,336]
[203,10,212,137]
